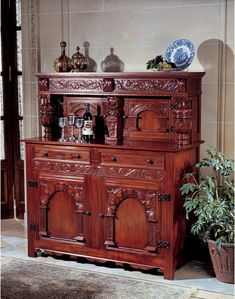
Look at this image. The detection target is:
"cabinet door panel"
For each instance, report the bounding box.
[37,176,87,244]
[115,198,148,249]
[124,98,171,141]
[103,182,162,255]
[47,191,77,239]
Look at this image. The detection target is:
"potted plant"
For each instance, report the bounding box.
[180,148,234,283]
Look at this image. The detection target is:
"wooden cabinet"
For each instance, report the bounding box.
[24,71,204,279]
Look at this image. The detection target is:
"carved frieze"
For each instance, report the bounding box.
[33,160,165,181]
[115,79,186,93]
[49,79,103,91]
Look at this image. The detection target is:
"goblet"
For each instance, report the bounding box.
[75,118,84,143]
[58,117,68,142]
[68,115,76,142]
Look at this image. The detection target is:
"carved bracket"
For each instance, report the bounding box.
[173,97,192,146]
[39,95,55,139]
[104,97,124,144]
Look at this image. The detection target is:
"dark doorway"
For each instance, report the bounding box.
[1,0,24,219]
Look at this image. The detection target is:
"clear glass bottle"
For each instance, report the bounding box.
[54,41,71,72]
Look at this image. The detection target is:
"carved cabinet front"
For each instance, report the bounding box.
[25,71,204,280]
[27,143,165,260]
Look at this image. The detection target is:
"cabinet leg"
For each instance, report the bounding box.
[164,268,175,280]
[28,247,37,257]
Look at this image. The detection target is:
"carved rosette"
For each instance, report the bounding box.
[105,97,124,144]
[173,98,192,145]
[39,180,84,241]
[104,187,159,252]
[103,78,114,92]
[39,95,55,139]
[39,79,49,91]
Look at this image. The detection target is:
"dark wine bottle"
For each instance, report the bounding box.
[94,105,105,141]
[82,103,93,142]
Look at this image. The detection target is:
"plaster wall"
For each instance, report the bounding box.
[22,0,234,158]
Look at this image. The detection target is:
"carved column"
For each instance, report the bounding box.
[39,95,55,139]
[173,98,192,146]
[104,97,124,144]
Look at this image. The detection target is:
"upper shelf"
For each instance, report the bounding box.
[35,71,205,96]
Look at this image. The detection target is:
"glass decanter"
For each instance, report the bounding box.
[54,41,71,72]
[68,46,88,72]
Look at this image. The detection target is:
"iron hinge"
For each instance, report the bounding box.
[28,180,38,188]
[29,224,39,231]
[166,126,175,133]
[158,193,170,201]
[170,103,178,109]
[158,241,169,249]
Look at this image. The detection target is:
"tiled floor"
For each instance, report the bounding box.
[1,219,234,299]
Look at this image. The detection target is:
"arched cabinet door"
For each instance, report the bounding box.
[37,175,88,245]
[123,98,171,141]
[102,183,162,256]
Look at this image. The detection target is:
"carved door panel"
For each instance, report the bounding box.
[102,180,162,256]
[123,98,172,141]
[36,175,89,246]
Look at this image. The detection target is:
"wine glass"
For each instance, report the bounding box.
[58,117,68,142]
[68,115,76,142]
[75,118,84,143]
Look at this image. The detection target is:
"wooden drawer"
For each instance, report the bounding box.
[33,146,90,164]
[100,150,165,170]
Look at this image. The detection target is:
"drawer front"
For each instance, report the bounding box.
[100,151,165,170]
[33,146,90,164]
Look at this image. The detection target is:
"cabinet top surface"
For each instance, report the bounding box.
[35,71,205,79]
[23,137,203,152]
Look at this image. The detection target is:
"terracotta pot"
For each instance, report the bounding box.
[208,240,234,284]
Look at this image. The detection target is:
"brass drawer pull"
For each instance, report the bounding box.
[111,156,117,162]
[76,154,81,159]
[43,152,48,157]
[147,159,154,165]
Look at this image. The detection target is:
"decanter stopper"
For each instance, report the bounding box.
[68,46,88,72]
[54,41,71,72]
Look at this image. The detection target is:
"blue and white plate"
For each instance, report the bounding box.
[163,39,195,70]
